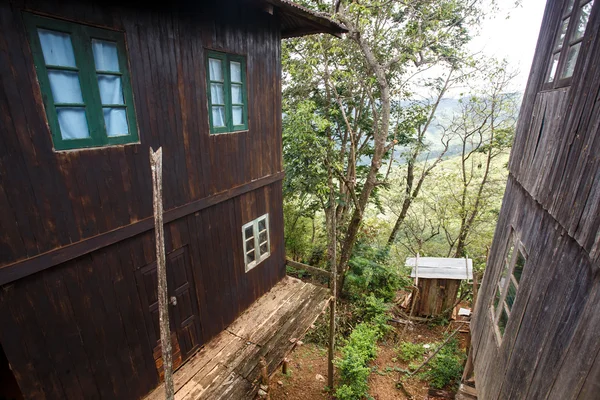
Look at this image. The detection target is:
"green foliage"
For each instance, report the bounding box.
[355,294,393,336]
[417,337,466,390]
[344,243,408,302]
[398,342,426,362]
[334,323,382,400]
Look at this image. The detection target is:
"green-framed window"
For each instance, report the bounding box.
[206,50,248,134]
[24,13,138,150]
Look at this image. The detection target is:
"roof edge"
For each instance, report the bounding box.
[266,0,347,38]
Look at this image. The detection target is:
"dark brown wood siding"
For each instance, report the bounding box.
[0,0,283,269]
[0,180,286,400]
[473,0,600,398]
[0,0,287,399]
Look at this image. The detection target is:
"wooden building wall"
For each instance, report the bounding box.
[0,0,287,399]
[472,0,600,398]
[0,0,282,272]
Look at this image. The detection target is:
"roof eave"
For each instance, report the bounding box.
[266,0,347,38]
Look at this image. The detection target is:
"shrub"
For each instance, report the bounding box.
[418,337,466,389]
[398,341,426,362]
[344,243,404,302]
[355,294,393,336]
[334,322,382,400]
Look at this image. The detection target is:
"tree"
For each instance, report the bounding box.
[439,61,519,257]
[283,0,487,294]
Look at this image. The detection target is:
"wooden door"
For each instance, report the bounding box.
[136,246,202,373]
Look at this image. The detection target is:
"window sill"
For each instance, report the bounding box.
[210,129,249,137]
[245,253,270,273]
[52,140,141,153]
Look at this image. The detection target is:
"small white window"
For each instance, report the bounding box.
[242,214,270,272]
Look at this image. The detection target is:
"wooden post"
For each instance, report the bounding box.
[282,358,289,375]
[403,253,419,336]
[327,168,337,390]
[150,147,174,400]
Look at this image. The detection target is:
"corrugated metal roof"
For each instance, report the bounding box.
[406,257,473,280]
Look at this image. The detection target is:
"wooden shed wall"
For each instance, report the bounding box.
[472,0,600,398]
[414,278,460,317]
[0,0,283,273]
[0,180,286,400]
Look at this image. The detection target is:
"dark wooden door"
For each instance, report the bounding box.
[136,246,202,371]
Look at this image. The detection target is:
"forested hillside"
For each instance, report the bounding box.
[278,0,524,398]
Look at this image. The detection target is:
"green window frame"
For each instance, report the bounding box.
[24,13,138,150]
[206,50,248,134]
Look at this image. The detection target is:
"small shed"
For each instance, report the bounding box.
[405,257,473,317]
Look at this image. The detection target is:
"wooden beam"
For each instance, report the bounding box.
[285,259,331,280]
[150,147,174,400]
[0,172,285,286]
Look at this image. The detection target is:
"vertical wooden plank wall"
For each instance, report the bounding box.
[0,0,287,399]
[0,0,282,268]
[472,0,600,398]
[0,181,286,400]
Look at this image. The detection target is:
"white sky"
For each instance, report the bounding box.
[469,0,548,91]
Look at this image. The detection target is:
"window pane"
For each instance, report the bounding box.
[37,29,76,67]
[246,237,255,251]
[231,84,243,104]
[230,61,242,82]
[48,70,83,103]
[210,83,224,104]
[573,2,594,41]
[246,250,255,264]
[506,281,517,310]
[232,106,243,126]
[513,250,526,283]
[555,17,570,50]
[258,218,266,231]
[97,75,124,105]
[259,231,267,244]
[244,226,254,240]
[498,309,508,335]
[260,242,268,255]
[561,42,582,79]
[493,285,501,310]
[56,107,90,139]
[92,39,120,72]
[547,53,560,83]
[209,58,223,81]
[566,0,575,14]
[212,106,225,127]
[103,108,129,137]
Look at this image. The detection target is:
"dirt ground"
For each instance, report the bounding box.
[270,321,468,400]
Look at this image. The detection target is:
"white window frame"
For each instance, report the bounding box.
[491,229,527,344]
[242,214,270,272]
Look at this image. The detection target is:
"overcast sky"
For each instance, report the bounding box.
[469,0,548,91]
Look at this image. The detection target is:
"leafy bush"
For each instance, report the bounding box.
[334,322,382,400]
[418,337,465,389]
[344,242,405,301]
[398,341,426,362]
[355,294,392,336]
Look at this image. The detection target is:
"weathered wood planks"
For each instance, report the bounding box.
[144,277,330,400]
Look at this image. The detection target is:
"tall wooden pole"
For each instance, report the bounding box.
[150,147,174,400]
[327,167,337,391]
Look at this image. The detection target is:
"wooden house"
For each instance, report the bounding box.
[471,0,600,398]
[406,257,473,317]
[0,1,345,399]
